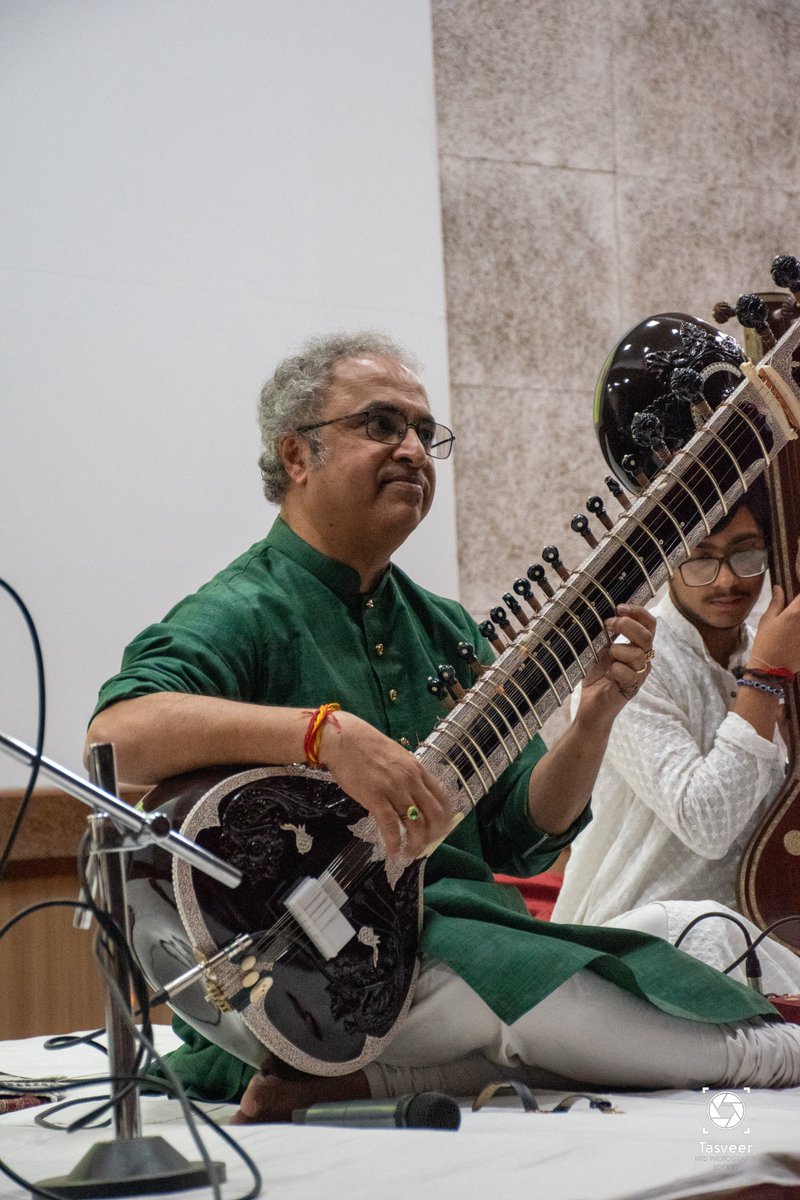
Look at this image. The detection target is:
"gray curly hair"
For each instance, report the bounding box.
[257,331,419,503]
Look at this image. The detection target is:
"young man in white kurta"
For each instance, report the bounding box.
[553,588,784,925]
[553,495,800,994]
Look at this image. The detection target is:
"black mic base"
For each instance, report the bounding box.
[34,1136,225,1199]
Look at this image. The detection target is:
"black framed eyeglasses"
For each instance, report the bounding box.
[295,406,455,460]
[677,547,769,587]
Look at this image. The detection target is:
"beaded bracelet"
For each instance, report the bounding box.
[303,702,341,768]
[736,677,784,699]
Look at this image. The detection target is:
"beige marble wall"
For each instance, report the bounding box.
[432,0,800,740]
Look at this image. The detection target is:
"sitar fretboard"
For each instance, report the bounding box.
[417,327,800,813]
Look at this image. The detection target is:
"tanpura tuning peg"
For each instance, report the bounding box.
[541,545,570,582]
[771,254,800,307]
[735,294,776,349]
[570,514,598,549]
[456,640,486,676]
[479,618,506,654]
[437,663,465,699]
[604,475,631,511]
[490,605,517,641]
[586,495,614,532]
[620,455,650,489]
[512,577,542,613]
[502,591,529,626]
[527,562,554,599]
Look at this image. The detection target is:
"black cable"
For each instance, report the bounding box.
[90,960,221,1200]
[0,895,151,1084]
[0,581,261,1196]
[672,909,800,988]
[673,909,754,952]
[672,909,763,985]
[0,893,262,1200]
[0,577,46,879]
[717,914,800,978]
[0,897,94,941]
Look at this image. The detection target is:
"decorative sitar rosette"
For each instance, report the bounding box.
[594,312,746,493]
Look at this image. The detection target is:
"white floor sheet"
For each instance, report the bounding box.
[1,1027,799,1200]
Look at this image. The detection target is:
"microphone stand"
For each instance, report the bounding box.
[0,731,243,1199]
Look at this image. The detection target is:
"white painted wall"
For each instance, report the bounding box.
[0,0,455,788]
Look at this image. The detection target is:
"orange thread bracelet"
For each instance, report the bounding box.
[304,702,341,768]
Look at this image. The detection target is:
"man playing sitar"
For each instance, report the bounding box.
[87,332,800,1119]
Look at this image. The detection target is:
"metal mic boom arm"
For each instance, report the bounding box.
[0,729,241,888]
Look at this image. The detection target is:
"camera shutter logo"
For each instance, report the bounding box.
[707,1092,745,1129]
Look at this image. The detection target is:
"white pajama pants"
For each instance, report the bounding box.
[363,956,800,1100]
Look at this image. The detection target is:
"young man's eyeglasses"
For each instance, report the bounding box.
[295,406,456,460]
[677,548,769,587]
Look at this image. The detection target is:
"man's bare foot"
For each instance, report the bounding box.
[230,1068,370,1124]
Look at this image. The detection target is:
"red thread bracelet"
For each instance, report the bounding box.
[304,703,341,768]
[746,656,794,677]
[743,666,794,681]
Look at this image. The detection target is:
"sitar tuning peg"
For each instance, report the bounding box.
[586,495,614,531]
[771,254,800,308]
[437,663,465,700]
[502,591,529,627]
[620,456,650,489]
[490,605,518,641]
[735,294,776,349]
[570,514,598,549]
[630,412,673,465]
[456,640,485,676]
[604,475,631,511]
[669,367,713,427]
[427,674,454,708]
[479,618,506,654]
[526,562,554,599]
[512,577,542,614]
[541,545,569,583]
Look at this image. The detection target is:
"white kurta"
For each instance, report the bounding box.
[552,592,786,925]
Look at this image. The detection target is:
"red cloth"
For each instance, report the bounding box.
[494,871,563,921]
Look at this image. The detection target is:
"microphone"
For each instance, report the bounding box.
[292,1091,461,1130]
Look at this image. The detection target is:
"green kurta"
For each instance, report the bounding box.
[94,517,779,1101]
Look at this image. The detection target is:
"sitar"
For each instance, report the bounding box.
[128,311,800,1077]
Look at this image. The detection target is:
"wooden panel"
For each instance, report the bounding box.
[0,786,148,864]
[0,786,169,1038]
[0,860,107,1038]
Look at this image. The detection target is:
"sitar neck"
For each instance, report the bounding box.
[417,322,800,814]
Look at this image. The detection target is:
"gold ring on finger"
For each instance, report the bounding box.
[404,804,420,822]
[645,649,655,661]
[634,665,648,676]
